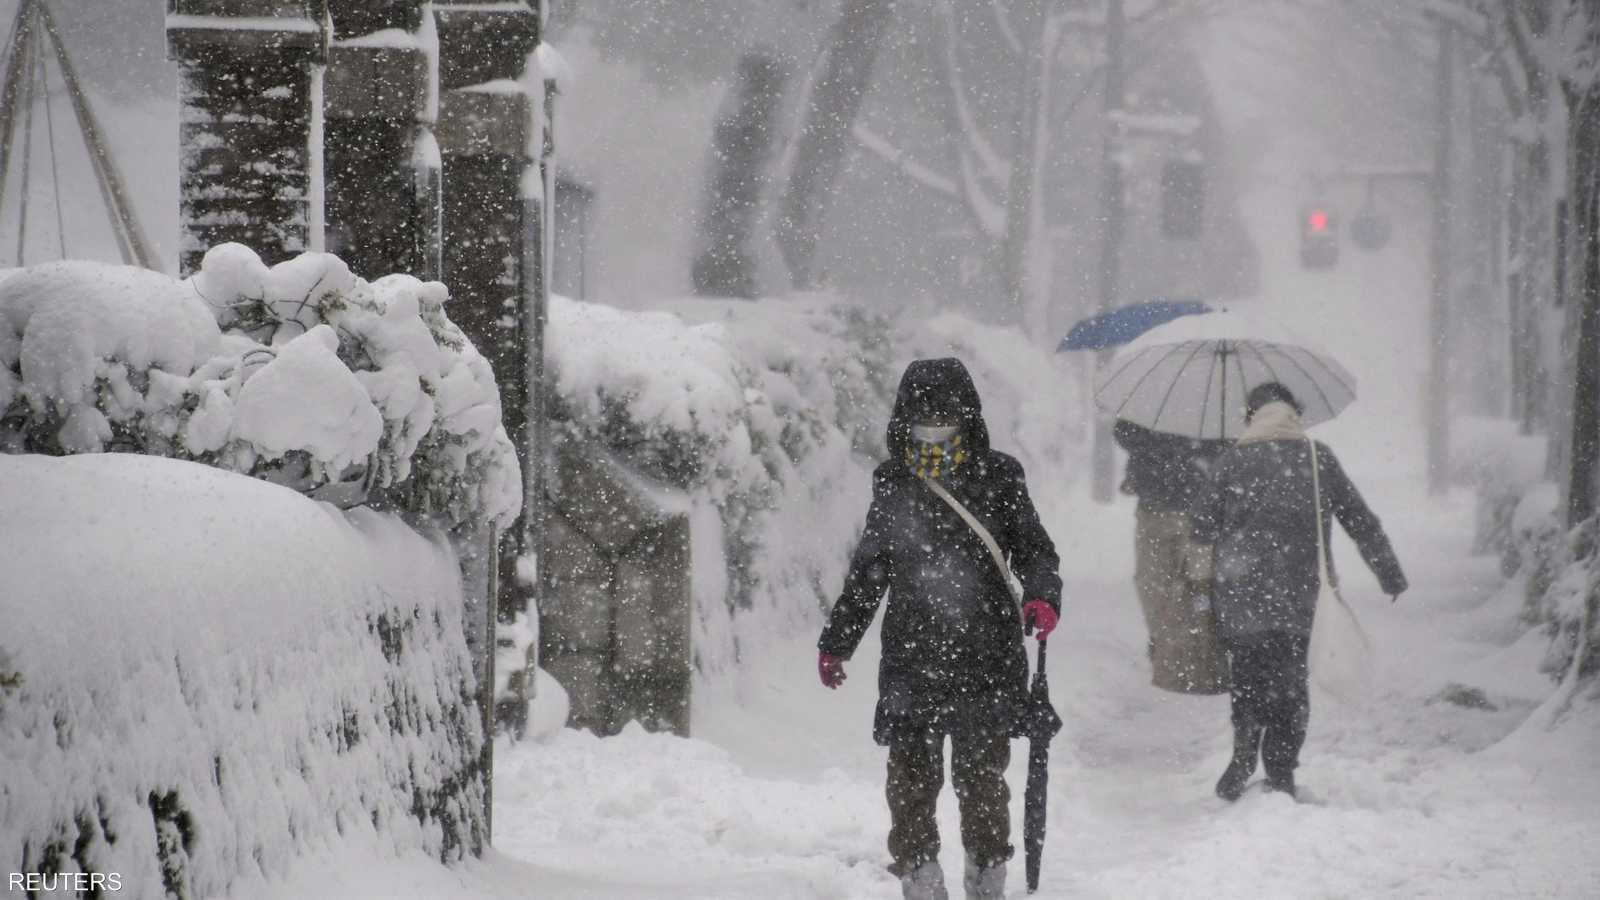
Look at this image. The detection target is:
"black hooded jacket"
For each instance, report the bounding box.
[818,358,1062,745]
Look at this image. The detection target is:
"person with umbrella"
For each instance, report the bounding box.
[1061,299,1227,694]
[1187,382,1408,800]
[817,358,1062,900]
[1113,419,1229,693]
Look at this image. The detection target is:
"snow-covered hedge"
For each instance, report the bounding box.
[1495,483,1600,689]
[0,248,520,531]
[0,453,486,896]
[546,294,1082,671]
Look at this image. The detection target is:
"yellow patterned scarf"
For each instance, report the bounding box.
[905,433,967,479]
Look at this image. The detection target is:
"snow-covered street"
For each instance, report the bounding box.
[464,484,1600,899]
[9,3,1600,898]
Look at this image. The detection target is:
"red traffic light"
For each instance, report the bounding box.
[1307,210,1329,233]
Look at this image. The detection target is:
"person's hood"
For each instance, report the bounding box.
[887,357,991,461]
[1236,401,1306,445]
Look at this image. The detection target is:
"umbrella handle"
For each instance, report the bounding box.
[1033,638,1048,689]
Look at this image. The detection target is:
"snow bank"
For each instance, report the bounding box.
[0,453,487,896]
[0,248,520,531]
[546,294,1082,671]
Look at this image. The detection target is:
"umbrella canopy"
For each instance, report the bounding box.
[1058,299,1212,351]
[1094,308,1357,440]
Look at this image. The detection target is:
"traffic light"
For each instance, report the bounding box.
[1161,159,1205,240]
[1300,207,1339,269]
[1349,207,1392,251]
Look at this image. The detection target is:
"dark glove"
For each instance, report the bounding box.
[818,652,847,689]
[1022,599,1058,639]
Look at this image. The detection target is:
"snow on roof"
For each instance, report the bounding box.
[166,13,320,33]
[334,27,419,50]
[459,78,528,95]
[535,42,572,87]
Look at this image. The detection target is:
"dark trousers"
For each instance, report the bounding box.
[886,730,1012,873]
[1226,632,1310,779]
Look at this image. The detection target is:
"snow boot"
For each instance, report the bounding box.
[1264,770,1296,799]
[1215,721,1263,802]
[963,853,1006,900]
[900,859,949,900]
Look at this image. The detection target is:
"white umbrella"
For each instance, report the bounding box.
[1094,308,1357,440]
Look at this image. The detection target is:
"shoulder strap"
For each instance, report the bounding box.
[918,475,1025,609]
[1308,439,1333,586]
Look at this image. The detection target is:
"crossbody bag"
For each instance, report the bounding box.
[917,474,1026,614]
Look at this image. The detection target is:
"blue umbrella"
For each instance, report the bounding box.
[1058,299,1212,352]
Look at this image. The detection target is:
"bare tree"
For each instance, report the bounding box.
[1558,0,1600,525]
[693,52,788,299]
[774,0,899,290]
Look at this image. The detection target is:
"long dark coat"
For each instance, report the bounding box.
[1113,419,1226,513]
[818,359,1062,745]
[1189,437,1407,642]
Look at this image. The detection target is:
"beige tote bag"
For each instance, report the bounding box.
[1307,440,1376,698]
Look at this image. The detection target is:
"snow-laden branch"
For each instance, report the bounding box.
[957,145,1008,239]
[1493,48,1530,115]
[1504,3,1542,82]
[851,122,962,199]
[989,0,1024,55]
[934,0,1011,186]
[1423,0,1490,39]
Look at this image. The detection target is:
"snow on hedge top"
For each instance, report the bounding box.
[0,453,486,895]
[544,293,1083,667]
[0,247,520,529]
[0,261,219,423]
[233,324,383,472]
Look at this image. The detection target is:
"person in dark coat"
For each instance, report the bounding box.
[1113,420,1228,692]
[1188,382,1407,801]
[817,358,1062,900]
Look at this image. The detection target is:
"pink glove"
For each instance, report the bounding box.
[819,652,847,689]
[1022,600,1058,639]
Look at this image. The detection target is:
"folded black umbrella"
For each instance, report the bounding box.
[1022,638,1062,894]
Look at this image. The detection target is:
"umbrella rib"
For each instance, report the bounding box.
[1276,341,1357,401]
[1104,340,1196,418]
[1098,339,1179,402]
[1149,340,1214,434]
[1240,341,1288,394]
[1252,341,1339,418]
[1233,346,1250,438]
[1195,343,1220,439]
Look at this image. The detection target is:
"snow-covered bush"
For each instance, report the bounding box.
[546,294,1082,671]
[1491,482,1600,694]
[0,453,486,896]
[0,248,520,531]
[1455,415,1549,560]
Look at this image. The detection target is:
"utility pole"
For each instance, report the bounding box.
[1091,0,1126,504]
[1426,20,1454,496]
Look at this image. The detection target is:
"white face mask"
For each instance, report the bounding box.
[910,423,960,444]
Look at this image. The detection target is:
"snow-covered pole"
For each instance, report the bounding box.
[517,0,558,742]
[1427,17,1456,496]
[307,11,328,254]
[433,0,541,751]
[1090,0,1127,505]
